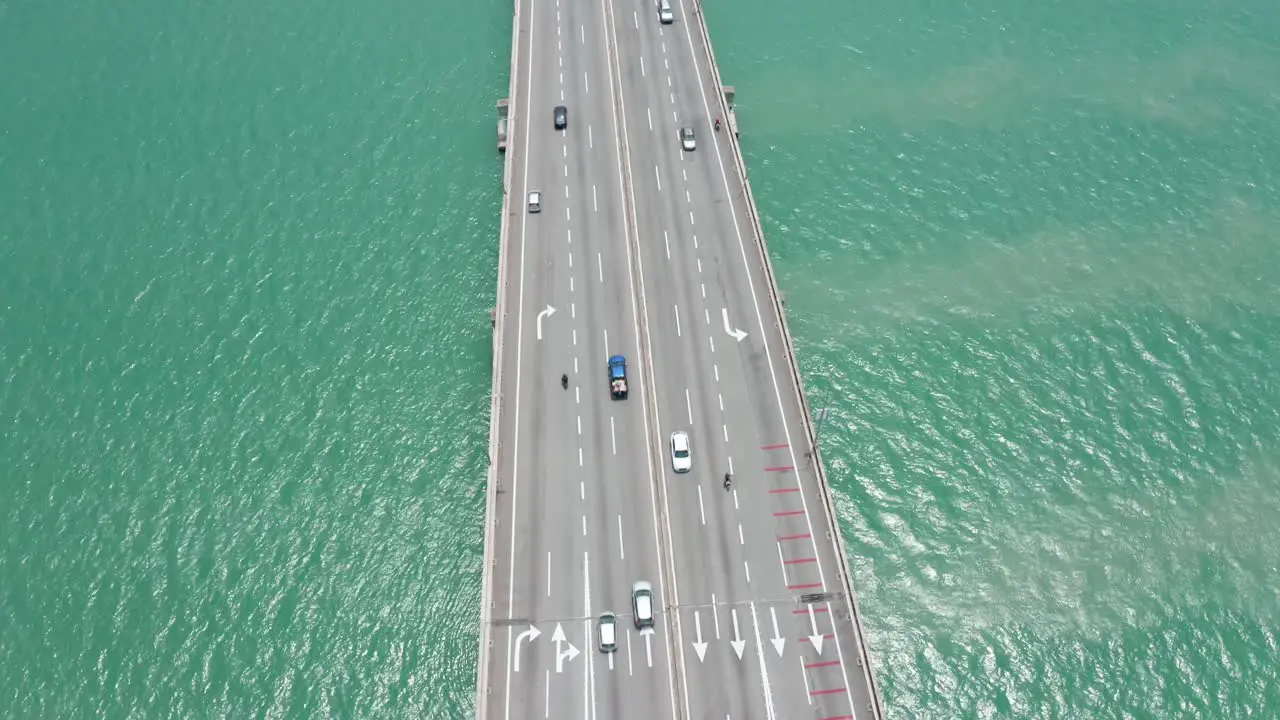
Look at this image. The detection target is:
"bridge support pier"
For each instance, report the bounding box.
[497,99,509,152]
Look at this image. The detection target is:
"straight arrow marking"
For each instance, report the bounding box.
[730,607,745,660]
[692,610,707,662]
[807,605,825,656]
[769,607,785,657]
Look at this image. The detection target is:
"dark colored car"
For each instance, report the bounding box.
[554,105,568,130]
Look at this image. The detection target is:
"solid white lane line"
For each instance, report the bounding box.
[505,0,540,712]
[749,601,777,718]
[593,184,598,212]
[547,552,552,596]
[711,594,721,639]
[744,561,751,583]
[601,4,688,717]
[776,541,787,579]
[626,630,633,675]
[664,231,671,259]
[647,108,652,131]
[654,165,661,191]
[610,416,617,455]
[801,655,813,704]
[738,524,744,545]
[584,552,596,720]
[597,253,603,283]
[545,670,551,718]
[697,485,706,525]
[640,56,646,77]
[673,305,681,336]
[685,388,693,424]
[618,515,626,559]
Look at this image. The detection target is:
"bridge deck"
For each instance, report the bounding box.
[476,1,884,718]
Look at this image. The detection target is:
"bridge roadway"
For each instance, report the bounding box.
[477,0,884,718]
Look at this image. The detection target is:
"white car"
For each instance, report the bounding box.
[679,127,695,152]
[670,431,691,473]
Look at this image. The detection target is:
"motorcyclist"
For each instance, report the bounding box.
[714,117,721,132]
[723,471,732,489]
[561,373,569,389]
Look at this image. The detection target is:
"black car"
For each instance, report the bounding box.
[554,105,568,130]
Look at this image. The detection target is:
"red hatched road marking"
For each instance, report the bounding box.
[818,715,855,720]
[768,487,800,494]
[805,660,840,669]
[761,443,789,450]
[778,533,811,541]
[793,607,828,614]
[784,557,817,565]
[788,582,824,590]
[765,465,795,472]
[799,633,835,641]
[810,687,848,697]
[773,510,806,517]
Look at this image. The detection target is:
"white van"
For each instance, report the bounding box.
[527,191,541,213]
[658,0,673,24]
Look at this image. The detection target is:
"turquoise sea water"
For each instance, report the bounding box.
[3,0,1278,717]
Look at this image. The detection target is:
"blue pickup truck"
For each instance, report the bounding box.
[608,355,628,399]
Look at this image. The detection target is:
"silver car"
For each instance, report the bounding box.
[598,612,618,653]
[679,127,695,151]
[670,431,691,473]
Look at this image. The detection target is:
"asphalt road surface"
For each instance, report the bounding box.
[484,0,878,718]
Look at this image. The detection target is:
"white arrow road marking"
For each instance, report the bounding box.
[721,308,748,342]
[769,607,785,657]
[645,632,654,667]
[536,305,557,340]
[807,605,825,655]
[730,608,746,660]
[552,623,581,673]
[692,610,707,662]
[514,625,542,672]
